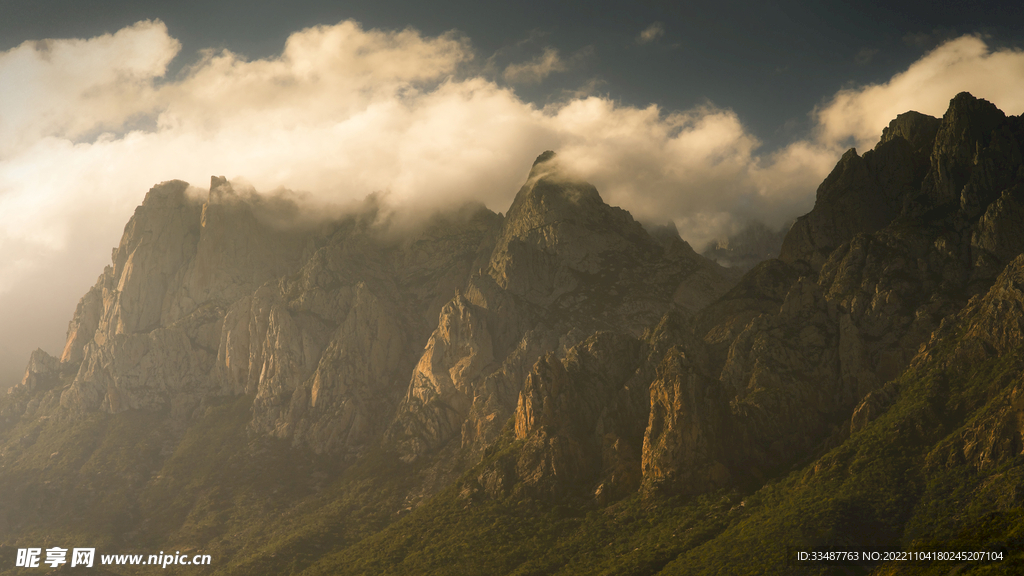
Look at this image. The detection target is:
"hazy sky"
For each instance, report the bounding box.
[3,0,1024,387]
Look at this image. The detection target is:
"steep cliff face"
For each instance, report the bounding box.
[4,92,1024,575]
[6,153,736,482]
[11,177,508,459]
[641,93,1024,497]
[387,152,736,472]
[233,204,503,456]
[778,111,938,270]
[510,332,641,498]
[53,179,313,421]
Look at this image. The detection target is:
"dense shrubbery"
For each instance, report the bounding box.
[1,317,1022,576]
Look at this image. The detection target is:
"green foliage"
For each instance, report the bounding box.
[287,327,1024,576]
[1,307,1022,575]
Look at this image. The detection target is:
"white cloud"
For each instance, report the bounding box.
[3,23,1024,386]
[0,20,178,157]
[637,23,665,44]
[815,35,1024,151]
[503,47,567,84]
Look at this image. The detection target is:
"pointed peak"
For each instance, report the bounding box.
[209,175,234,202]
[533,150,556,166]
[879,111,940,153]
[950,91,986,107]
[141,180,190,207]
[516,164,603,216]
[525,150,561,181]
[514,150,600,210]
[941,92,1004,131]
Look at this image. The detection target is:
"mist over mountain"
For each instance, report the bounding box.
[7,19,1024,398]
[2,92,1024,574]
[701,220,790,271]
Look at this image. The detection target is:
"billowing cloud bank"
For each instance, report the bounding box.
[2,21,1024,385]
[817,36,1024,151]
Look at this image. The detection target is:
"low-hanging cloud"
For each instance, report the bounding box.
[0,20,178,157]
[2,22,1024,387]
[815,35,1024,151]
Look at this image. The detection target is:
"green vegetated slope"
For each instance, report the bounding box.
[289,419,735,576]
[3,313,1019,576]
[669,338,1024,574]
[0,395,431,576]
[292,265,1024,576]
[4,92,1024,575]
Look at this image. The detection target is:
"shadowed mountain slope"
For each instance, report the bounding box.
[2,93,1023,575]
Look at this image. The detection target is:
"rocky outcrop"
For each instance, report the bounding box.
[106,180,203,335]
[640,93,1024,497]
[907,254,1024,476]
[1,350,63,428]
[61,285,104,364]
[387,291,497,458]
[229,204,503,455]
[54,179,313,420]
[14,93,1023,513]
[387,153,737,470]
[15,349,61,396]
[918,93,1009,215]
[511,332,641,499]
[643,345,730,496]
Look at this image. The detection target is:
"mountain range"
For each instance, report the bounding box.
[1,92,1022,575]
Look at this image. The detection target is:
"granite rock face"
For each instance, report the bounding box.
[640,93,1024,496]
[510,332,641,498]
[389,154,735,468]
[7,154,736,483]
[55,179,312,421]
[8,92,1024,509]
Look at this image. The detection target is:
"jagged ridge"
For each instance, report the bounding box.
[2,92,1024,575]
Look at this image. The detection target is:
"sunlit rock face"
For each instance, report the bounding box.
[11,92,1024,507]
[387,152,735,465]
[54,179,311,421]
[25,153,733,466]
[635,92,1024,496]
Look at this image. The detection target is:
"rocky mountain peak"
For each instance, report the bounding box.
[209,174,230,194]
[504,152,619,233]
[137,179,193,209]
[916,92,1013,213]
[532,149,556,166]
[778,145,892,270]
[942,91,1005,138]
[488,152,661,305]
[781,91,1023,270]
[5,99,1024,573]
[878,110,940,154]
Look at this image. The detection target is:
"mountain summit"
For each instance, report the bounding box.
[2,93,1024,574]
